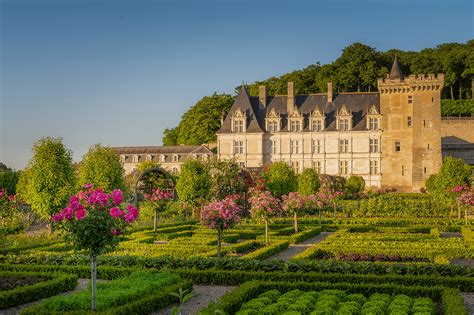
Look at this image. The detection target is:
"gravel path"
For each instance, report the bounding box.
[266,232,333,261]
[461,292,474,315]
[451,259,474,267]
[153,285,234,315]
[0,279,94,315]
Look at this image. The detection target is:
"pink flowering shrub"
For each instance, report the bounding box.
[282,192,306,233]
[0,190,27,236]
[143,189,173,231]
[201,195,242,256]
[249,190,281,245]
[451,184,473,222]
[53,184,138,256]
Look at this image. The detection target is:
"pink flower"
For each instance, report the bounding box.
[112,189,123,205]
[75,208,87,220]
[96,192,110,206]
[52,213,63,222]
[126,204,139,218]
[111,228,122,236]
[8,195,15,202]
[0,191,4,199]
[84,183,93,189]
[109,207,124,218]
[124,213,136,223]
[61,207,73,220]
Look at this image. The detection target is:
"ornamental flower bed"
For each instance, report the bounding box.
[201,195,242,257]
[53,184,138,311]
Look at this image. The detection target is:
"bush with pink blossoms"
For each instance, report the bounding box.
[201,195,242,256]
[54,185,138,256]
[0,191,27,237]
[451,184,474,224]
[53,184,138,311]
[249,190,281,245]
[143,189,174,231]
[282,192,306,233]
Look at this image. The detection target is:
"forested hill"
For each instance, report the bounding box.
[163,41,474,146]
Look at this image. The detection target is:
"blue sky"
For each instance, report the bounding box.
[1,0,473,170]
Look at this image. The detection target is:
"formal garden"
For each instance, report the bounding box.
[1,137,473,314]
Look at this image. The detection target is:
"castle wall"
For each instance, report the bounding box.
[441,118,474,143]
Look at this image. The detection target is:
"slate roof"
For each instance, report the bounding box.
[389,56,404,80]
[112,145,213,163]
[218,87,380,133]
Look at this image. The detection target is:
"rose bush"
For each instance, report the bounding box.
[282,192,306,233]
[249,190,281,245]
[144,189,173,231]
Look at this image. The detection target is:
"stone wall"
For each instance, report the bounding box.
[441,118,474,143]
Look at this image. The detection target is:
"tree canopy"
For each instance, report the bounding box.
[264,162,298,198]
[16,137,76,222]
[78,144,125,193]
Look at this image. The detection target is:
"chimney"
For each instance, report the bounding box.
[287,81,295,114]
[327,82,333,103]
[259,85,267,107]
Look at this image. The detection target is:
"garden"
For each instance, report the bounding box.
[0,138,473,314]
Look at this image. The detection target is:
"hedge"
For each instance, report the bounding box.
[201,280,463,315]
[288,227,321,244]
[241,241,290,260]
[0,271,77,309]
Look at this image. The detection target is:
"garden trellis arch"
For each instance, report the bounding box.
[132,167,176,206]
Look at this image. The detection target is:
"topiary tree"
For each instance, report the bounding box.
[53,184,138,311]
[345,176,366,194]
[298,168,320,196]
[200,195,242,257]
[264,162,298,198]
[16,137,76,233]
[248,190,281,245]
[282,192,306,233]
[175,159,210,217]
[78,145,125,193]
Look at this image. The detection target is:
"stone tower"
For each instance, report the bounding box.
[378,58,444,192]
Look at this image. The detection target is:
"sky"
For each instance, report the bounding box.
[1,0,473,170]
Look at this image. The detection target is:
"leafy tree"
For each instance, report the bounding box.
[16,137,76,231]
[0,165,20,195]
[175,159,210,217]
[162,127,179,146]
[432,157,472,207]
[345,176,366,194]
[264,162,298,198]
[78,145,125,193]
[208,159,247,200]
[298,168,320,196]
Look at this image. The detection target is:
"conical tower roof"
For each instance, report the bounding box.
[389,56,404,80]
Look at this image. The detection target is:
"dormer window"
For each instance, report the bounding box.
[132,155,139,163]
[336,105,352,131]
[310,108,325,132]
[232,109,246,133]
[173,155,179,162]
[265,108,281,133]
[160,155,166,162]
[289,120,301,132]
[146,155,152,161]
[311,119,323,132]
[367,105,381,131]
[120,155,127,163]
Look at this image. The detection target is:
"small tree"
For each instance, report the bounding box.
[78,145,125,193]
[282,192,306,233]
[298,168,320,196]
[433,157,471,209]
[200,195,242,257]
[144,189,174,231]
[329,191,345,218]
[264,162,298,198]
[249,190,281,245]
[306,193,325,224]
[346,176,366,194]
[208,160,247,200]
[175,159,210,217]
[53,184,138,311]
[451,184,474,223]
[16,137,76,233]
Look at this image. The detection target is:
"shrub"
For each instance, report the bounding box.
[298,168,320,196]
[346,176,366,194]
[264,162,297,198]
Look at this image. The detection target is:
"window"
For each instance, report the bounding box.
[290,140,301,154]
[238,162,246,167]
[312,139,321,154]
[339,118,350,131]
[370,160,379,175]
[289,120,301,132]
[368,117,379,130]
[311,119,323,132]
[146,155,152,161]
[270,140,278,154]
[401,165,406,176]
[160,155,166,162]
[233,119,244,133]
[132,155,139,163]
[173,155,179,162]
[369,139,379,153]
[408,95,413,104]
[395,141,401,152]
[313,160,322,173]
[234,141,244,154]
[268,120,279,132]
[424,167,427,174]
[202,154,208,160]
[423,120,426,127]
[407,116,412,127]
[427,143,430,150]
[339,139,349,153]
[339,161,349,175]
[290,161,300,173]
[172,167,179,174]
[120,155,126,163]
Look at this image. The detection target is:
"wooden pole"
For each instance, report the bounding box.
[91,255,97,312]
